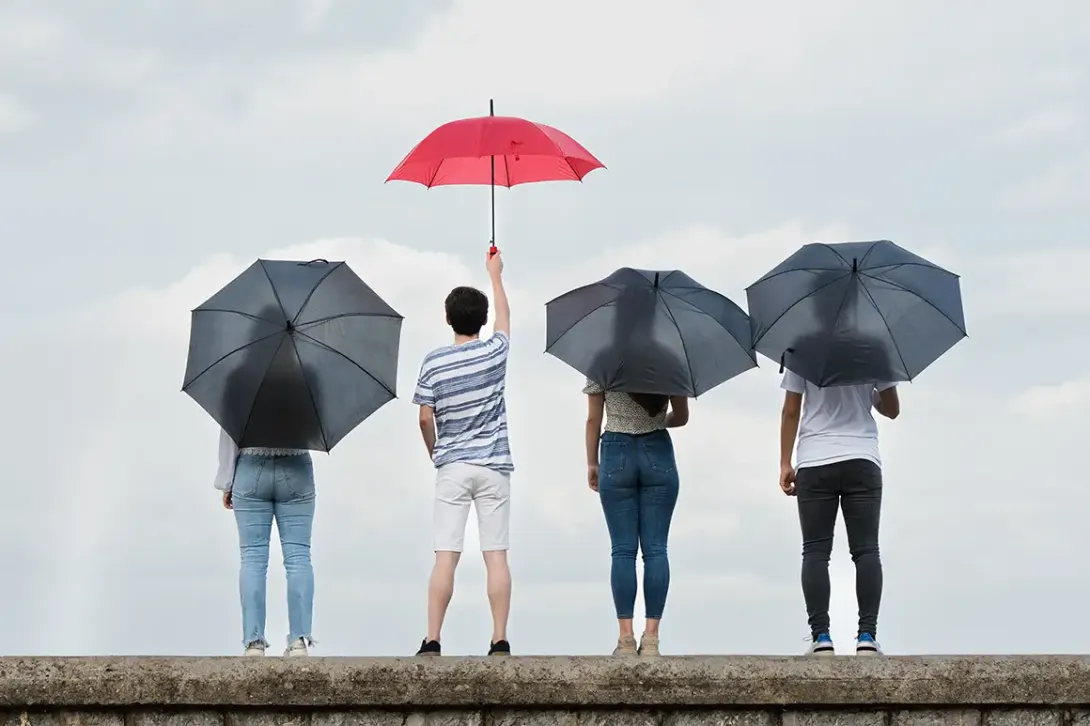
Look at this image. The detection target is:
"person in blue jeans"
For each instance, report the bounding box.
[216,430,316,657]
[584,381,689,657]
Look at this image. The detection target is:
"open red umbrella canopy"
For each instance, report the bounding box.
[387,113,605,187]
[386,100,605,249]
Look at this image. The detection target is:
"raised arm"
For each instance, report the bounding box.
[486,248,510,337]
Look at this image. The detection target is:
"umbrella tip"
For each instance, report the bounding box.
[653,272,660,288]
[852,257,858,272]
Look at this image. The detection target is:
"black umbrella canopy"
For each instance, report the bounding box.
[545,267,756,397]
[746,240,967,387]
[182,258,404,451]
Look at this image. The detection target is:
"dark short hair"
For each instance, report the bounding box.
[445,286,489,336]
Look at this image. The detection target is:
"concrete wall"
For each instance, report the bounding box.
[1,656,1088,726]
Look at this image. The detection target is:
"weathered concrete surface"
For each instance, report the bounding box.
[0,656,1088,708]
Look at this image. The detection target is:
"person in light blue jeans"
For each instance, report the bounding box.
[216,430,316,656]
[584,381,689,657]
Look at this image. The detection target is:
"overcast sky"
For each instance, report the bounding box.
[2,0,1088,657]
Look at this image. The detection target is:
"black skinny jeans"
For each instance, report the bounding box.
[795,458,883,639]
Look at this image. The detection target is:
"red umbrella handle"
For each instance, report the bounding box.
[489,244,497,258]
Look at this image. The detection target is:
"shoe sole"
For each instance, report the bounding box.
[810,649,836,656]
[488,652,510,657]
[856,650,880,656]
[416,652,441,657]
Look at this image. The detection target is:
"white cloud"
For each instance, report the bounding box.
[1010,376,1090,418]
[300,0,337,31]
[0,6,160,89]
[0,93,34,134]
[1001,150,1090,210]
[989,107,1083,144]
[107,0,1090,152]
[956,246,1090,317]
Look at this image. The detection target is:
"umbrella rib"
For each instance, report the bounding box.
[286,334,329,451]
[294,329,396,398]
[238,334,288,447]
[196,308,284,323]
[858,272,967,335]
[750,273,851,348]
[542,284,625,352]
[182,329,285,391]
[290,262,343,327]
[854,277,911,382]
[425,159,444,188]
[657,292,698,397]
[259,261,291,322]
[819,243,855,268]
[658,288,757,363]
[862,261,958,277]
[296,311,404,329]
[813,280,857,385]
[745,265,846,290]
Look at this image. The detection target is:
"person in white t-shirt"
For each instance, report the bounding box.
[779,369,900,656]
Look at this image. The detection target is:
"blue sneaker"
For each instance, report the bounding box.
[806,632,835,656]
[855,633,882,655]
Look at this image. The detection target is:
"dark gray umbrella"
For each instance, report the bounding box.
[545,267,756,397]
[746,240,966,387]
[182,258,403,451]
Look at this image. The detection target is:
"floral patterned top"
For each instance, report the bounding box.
[583,378,668,435]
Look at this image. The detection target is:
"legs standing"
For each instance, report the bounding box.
[795,462,841,638]
[636,431,680,635]
[475,467,512,646]
[427,463,474,644]
[838,458,883,639]
[232,455,275,650]
[272,454,316,650]
[597,433,639,639]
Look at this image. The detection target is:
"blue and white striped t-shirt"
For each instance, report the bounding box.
[412,331,513,473]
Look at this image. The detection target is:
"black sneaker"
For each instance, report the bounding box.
[488,639,511,656]
[416,638,441,656]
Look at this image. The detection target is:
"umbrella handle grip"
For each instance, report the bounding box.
[489,245,498,258]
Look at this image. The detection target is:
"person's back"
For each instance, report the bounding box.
[793,377,884,468]
[413,249,514,658]
[417,334,512,472]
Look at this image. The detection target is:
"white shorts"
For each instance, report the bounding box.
[433,462,511,553]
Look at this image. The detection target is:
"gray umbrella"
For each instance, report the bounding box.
[545,267,756,397]
[182,258,403,451]
[746,240,966,387]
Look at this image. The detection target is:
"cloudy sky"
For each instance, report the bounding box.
[2,0,1088,657]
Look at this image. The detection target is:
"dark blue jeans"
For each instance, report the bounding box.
[597,430,680,620]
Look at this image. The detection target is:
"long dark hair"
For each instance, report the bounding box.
[629,392,668,417]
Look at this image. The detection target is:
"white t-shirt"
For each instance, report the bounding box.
[780,369,896,470]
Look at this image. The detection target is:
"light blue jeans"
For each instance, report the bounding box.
[232,452,316,648]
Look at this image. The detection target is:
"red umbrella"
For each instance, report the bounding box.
[386,99,605,253]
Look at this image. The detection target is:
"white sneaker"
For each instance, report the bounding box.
[284,638,309,657]
[855,633,882,655]
[806,633,835,656]
[243,642,266,656]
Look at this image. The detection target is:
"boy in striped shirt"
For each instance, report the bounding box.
[413,248,513,657]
